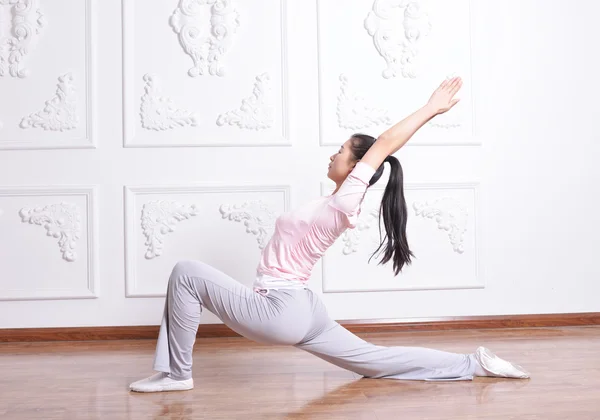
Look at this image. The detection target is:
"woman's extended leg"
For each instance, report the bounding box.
[295,317,529,381]
[129,260,312,392]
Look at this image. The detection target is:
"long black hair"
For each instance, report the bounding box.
[349,133,414,275]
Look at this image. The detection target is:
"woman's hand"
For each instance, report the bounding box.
[426,76,462,115]
[360,76,464,169]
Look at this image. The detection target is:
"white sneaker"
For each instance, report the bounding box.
[129,372,194,392]
[475,347,530,379]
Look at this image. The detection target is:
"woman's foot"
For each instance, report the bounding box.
[129,372,194,392]
[474,347,530,379]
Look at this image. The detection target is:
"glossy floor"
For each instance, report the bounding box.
[1,326,599,419]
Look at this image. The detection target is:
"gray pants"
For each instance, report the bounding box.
[153,260,478,381]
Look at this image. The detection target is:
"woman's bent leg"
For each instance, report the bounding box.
[131,260,272,392]
[131,260,312,392]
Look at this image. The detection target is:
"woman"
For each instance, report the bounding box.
[130,77,529,393]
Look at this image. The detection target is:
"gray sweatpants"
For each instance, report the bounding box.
[153,260,478,381]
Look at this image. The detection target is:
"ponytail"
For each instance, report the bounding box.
[369,155,414,275]
[349,133,414,276]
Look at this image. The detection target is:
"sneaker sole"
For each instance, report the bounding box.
[130,384,193,393]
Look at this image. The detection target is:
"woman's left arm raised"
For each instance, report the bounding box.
[360,77,463,171]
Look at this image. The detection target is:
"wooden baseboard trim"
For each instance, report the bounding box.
[2,312,599,342]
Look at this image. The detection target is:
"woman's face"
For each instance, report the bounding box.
[327,139,356,184]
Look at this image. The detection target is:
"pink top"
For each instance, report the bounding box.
[256,162,376,285]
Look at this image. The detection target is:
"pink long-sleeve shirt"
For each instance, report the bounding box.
[254,162,376,289]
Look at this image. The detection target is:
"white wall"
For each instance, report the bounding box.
[0,0,598,329]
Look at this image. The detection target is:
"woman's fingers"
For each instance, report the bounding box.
[432,76,462,111]
[449,79,463,96]
[446,77,460,91]
[442,78,454,90]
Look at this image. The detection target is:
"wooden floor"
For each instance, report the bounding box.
[1,326,599,419]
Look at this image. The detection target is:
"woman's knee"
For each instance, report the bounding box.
[170,260,208,282]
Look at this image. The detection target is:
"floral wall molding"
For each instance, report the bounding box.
[428,122,462,129]
[19,202,82,262]
[337,74,391,129]
[219,200,277,249]
[20,73,78,131]
[364,0,431,79]
[413,197,467,253]
[0,0,46,78]
[140,74,199,131]
[170,0,241,77]
[141,200,199,259]
[217,73,275,130]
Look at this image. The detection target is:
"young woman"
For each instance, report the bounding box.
[130,77,529,393]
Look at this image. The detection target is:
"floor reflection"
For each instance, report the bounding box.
[131,376,531,420]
